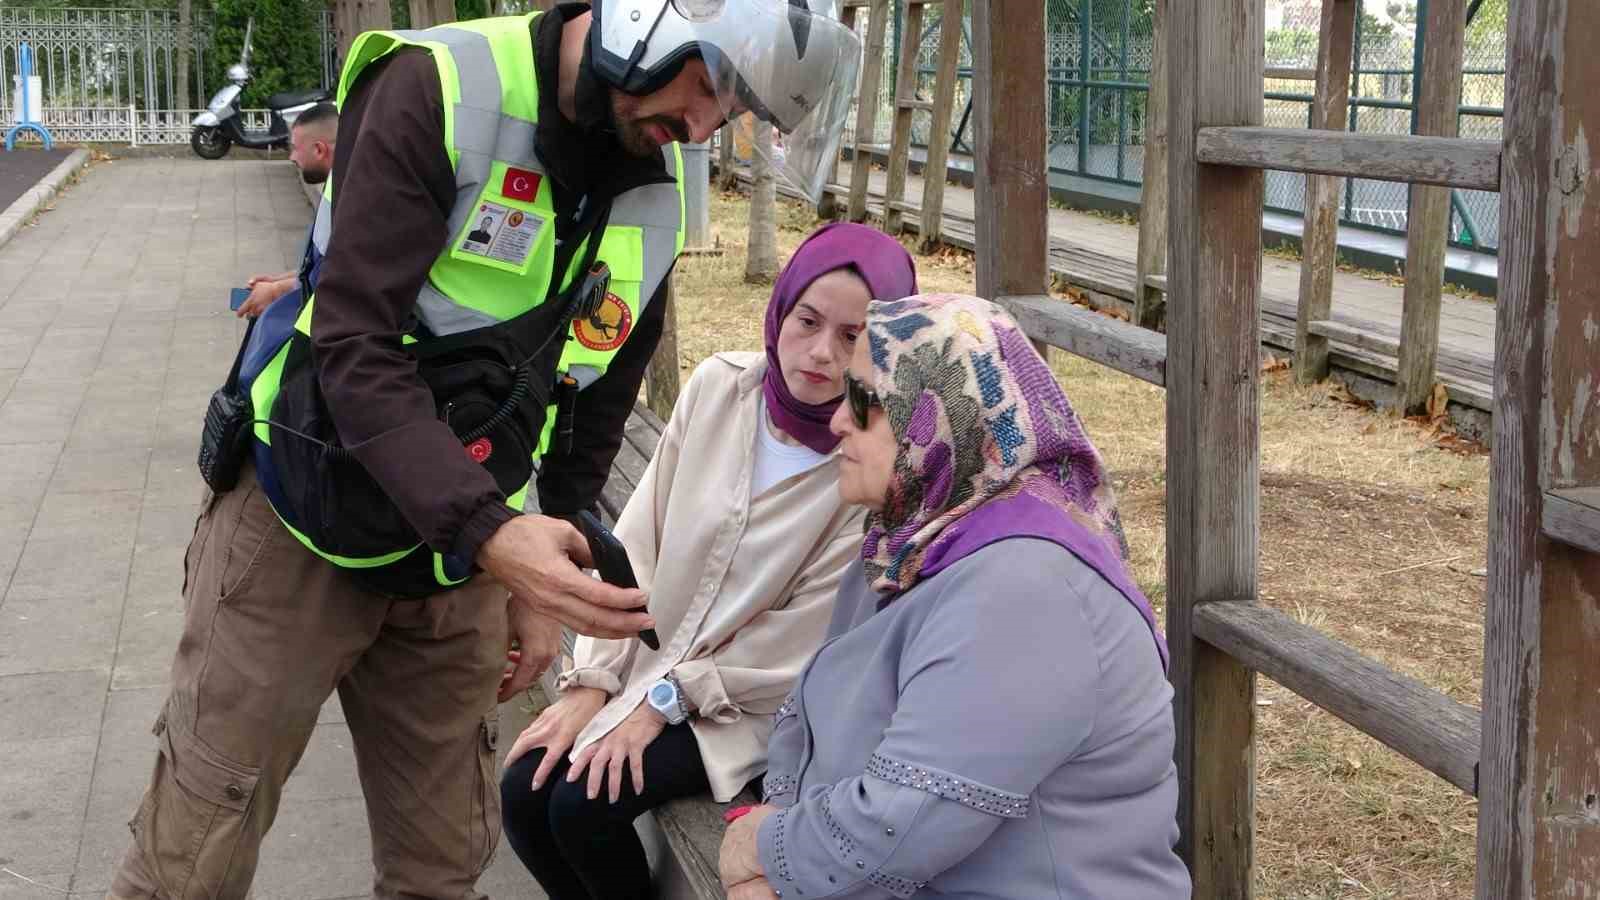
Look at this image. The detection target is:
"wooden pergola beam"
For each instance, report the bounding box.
[970,0,1047,304]
[1478,0,1600,894]
[1293,0,1358,384]
[1165,0,1263,889]
[1396,0,1469,414]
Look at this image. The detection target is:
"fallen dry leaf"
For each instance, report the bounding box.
[1425,382,1450,423]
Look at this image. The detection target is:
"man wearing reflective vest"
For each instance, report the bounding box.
[109,1,860,896]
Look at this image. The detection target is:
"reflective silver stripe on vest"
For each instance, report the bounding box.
[567,364,603,390]
[609,144,684,330]
[416,280,501,333]
[401,26,508,253]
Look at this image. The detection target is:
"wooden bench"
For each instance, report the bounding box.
[533,401,755,900]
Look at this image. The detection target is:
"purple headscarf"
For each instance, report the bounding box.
[860,294,1167,669]
[763,223,918,453]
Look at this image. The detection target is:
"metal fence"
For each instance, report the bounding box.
[1,6,338,145]
[844,0,1506,253]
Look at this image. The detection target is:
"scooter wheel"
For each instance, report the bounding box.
[191,127,232,160]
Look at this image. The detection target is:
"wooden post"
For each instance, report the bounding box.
[1477,0,1600,894]
[819,1,864,220]
[647,278,682,420]
[883,0,928,235]
[1394,0,1466,413]
[847,0,893,222]
[970,0,1048,308]
[1132,0,1169,330]
[1165,0,1261,888]
[1292,0,1358,384]
[915,0,965,253]
[408,0,456,29]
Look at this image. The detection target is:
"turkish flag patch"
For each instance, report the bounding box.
[502,168,541,202]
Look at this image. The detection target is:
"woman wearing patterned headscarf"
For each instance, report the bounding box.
[498,224,918,900]
[719,294,1189,900]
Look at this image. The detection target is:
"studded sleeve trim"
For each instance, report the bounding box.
[762,773,797,805]
[864,753,1031,819]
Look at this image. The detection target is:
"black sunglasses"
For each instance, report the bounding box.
[844,372,882,429]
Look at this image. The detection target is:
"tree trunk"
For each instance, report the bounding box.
[175,0,192,110]
[744,119,779,283]
[409,0,456,29]
[335,0,394,62]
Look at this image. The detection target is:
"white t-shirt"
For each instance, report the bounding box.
[752,396,830,497]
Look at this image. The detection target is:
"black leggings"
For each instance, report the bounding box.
[499,721,711,900]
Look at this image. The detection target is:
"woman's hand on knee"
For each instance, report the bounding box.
[566,703,666,803]
[504,686,607,789]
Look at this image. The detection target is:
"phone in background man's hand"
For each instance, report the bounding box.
[576,510,661,651]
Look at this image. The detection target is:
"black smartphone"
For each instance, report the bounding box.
[576,510,660,651]
[229,287,251,311]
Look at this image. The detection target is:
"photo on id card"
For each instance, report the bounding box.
[460,200,541,267]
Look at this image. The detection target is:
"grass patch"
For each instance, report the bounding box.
[673,188,1487,899]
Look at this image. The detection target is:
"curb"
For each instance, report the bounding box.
[0,147,92,251]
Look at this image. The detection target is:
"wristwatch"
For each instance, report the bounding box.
[647,675,691,725]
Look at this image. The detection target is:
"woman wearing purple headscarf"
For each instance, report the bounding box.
[719,294,1188,900]
[498,223,918,900]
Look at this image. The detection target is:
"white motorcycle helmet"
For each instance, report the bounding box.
[590,0,861,202]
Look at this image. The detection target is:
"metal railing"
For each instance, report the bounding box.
[1,6,336,146]
[844,0,1507,253]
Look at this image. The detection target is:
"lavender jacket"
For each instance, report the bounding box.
[756,539,1191,899]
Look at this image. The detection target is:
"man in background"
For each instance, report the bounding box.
[236,101,337,318]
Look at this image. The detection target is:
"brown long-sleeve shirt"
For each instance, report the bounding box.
[311,6,671,566]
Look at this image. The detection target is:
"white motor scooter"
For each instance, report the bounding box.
[191,19,331,160]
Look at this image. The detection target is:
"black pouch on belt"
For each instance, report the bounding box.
[197,316,258,493]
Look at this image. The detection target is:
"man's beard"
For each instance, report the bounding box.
[609,92,690,158]
[299,165,330,185]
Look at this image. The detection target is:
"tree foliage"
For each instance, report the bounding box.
[207,0,328,106]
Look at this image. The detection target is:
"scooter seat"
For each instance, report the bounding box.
[267,89,331,110]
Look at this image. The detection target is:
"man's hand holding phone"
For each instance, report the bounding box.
[576,510,660,651]
[478,515,654,639]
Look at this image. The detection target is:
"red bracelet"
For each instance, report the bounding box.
[723,804,755,824]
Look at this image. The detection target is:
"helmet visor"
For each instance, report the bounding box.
[695,0,861,202]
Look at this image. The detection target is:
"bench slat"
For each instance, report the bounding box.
[626,402,666,459]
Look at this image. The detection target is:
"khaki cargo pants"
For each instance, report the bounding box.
[110,469,509,899]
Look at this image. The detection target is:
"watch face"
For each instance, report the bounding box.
[650,683,674,706]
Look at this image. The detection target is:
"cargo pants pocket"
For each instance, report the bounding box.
[471,713,501,874]
[129,712,263,900]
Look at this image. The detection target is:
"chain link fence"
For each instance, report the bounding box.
[841,0,1505,253]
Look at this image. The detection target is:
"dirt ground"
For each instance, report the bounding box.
[667,188,1489,899]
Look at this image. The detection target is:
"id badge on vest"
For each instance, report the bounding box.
[458,200,542,266]
[450,163,551,276]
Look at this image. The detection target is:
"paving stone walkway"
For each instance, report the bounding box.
[0,157,544,900]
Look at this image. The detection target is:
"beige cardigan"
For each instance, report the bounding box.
[558,352,864,801]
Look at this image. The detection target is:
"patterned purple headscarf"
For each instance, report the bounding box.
[860,294,1166,668]
[763,223,918,454]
